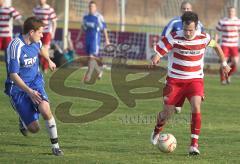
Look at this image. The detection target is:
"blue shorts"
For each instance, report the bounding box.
[8,74,49,126]
[86,39,100,56]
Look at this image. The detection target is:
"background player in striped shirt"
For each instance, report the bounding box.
[4,17,63,156]
[216,6,240,85]
[33,0,57,73]
[0,0,22,52]
[150,11,231,155]
[161,1,204,114]
[78,1,110,83]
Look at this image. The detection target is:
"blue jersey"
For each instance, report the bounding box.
[5,35,43,95]
[4,35,49,126]
[82,12,106,55]
[161,16,204,36]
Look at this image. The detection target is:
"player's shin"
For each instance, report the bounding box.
[154,112,165,133]
[45,116,59,149]
[85,59,97,81]
[191,113,201,147]
[228,64,237,77]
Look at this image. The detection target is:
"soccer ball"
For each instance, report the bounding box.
[158,133,177,153]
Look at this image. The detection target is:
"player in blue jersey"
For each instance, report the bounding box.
[77,0,110,83]
[161,1,204,36]
[161,1,204,113]
[4,17,63,156]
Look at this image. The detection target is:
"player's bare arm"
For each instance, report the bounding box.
[104,28,110,45]
[209,40,231,74]
[76,26,83,41]
[40,46,56,71]
[51,19,57,39]
[151,54,161,65]
[152,43,164,65]
[10,73,43,104]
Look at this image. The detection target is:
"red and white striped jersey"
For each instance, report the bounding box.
[154,31,211,79]
[216,17,240,47]
[33,4,57,33]
[0,6,21,37]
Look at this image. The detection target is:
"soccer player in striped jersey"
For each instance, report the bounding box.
[0,0,22,51]
[216,6,240,85]
[77,1,110,83]
[150,11,231,155]
[33,0,57,73]
[4,17,63,156]
[161,1,204,114]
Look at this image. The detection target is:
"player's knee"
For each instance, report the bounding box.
[192,106,201,113]
[41,112,53,120]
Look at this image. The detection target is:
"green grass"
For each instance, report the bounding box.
[0,61,240,164]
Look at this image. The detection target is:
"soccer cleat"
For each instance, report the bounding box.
[175,107,182,114]
[226,76,231,84]
[221,80,227,85]
[189,146,200,156]
[150,131,160,145]
[52,148,64,156]
[19,119,28,136]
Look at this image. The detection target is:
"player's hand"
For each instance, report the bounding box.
[222,64,231,77]
[151,54,161,65]
[28,89,43,105]
[48,59,56,71]
[105,40,110,46]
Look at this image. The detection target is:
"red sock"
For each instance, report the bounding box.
[154,117,165,134]
[219,67,226,81]
[228,64,237,77]
[191,113,201,147]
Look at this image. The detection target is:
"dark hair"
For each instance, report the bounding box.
[182,11,198,28]
[180,1,192,9]
[227,6,235,10]
[89,1,96,5]
[23,16,45,34]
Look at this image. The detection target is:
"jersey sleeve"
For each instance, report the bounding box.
[10,7,22,20]
[216,19,222,32]
[97,13,107,30]
[154,33,174,57]
[82,14,87,31]
[198,21,205,32]
[161,17,178,36]
[7,40,21,74]
[49,7,57,21]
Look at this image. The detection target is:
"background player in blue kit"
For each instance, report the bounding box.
[161,1,204,113]
[4,17,63,156]
[161,1,204,36]
[77,0,110,83]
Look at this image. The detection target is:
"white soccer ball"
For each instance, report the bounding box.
[158,133,177,153]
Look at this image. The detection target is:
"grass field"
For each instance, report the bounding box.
[0,61,240,164]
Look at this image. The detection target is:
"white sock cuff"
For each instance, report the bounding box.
[191,134,199,139]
